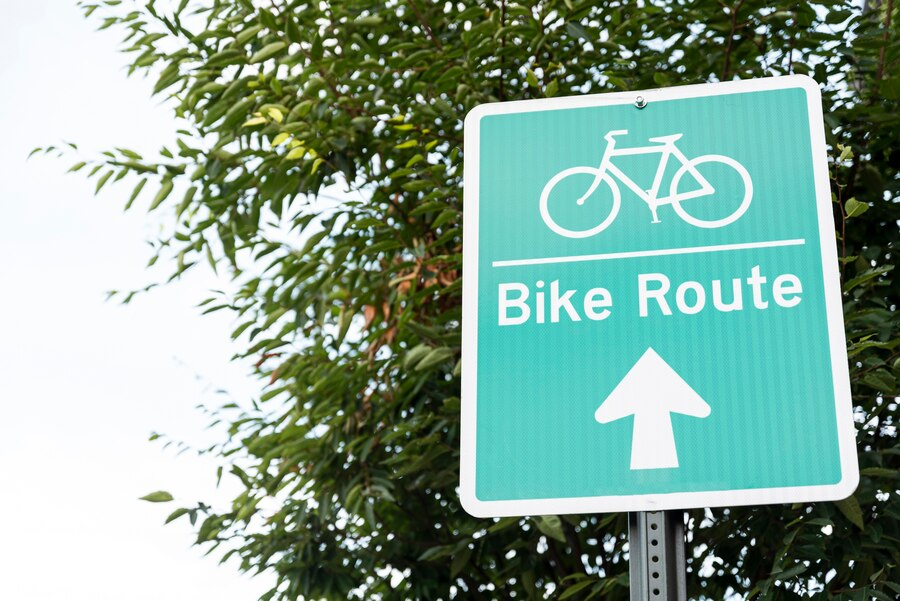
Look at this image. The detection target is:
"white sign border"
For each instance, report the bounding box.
[460,75,858,518]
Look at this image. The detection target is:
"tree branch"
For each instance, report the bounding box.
[408,0,443,51]
[877,0,894,79]
[498,0,507,101]
[720,0,745,80]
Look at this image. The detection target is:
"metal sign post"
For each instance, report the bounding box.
[628,511,687,601]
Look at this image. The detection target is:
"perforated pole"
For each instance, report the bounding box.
[628,511,687,601]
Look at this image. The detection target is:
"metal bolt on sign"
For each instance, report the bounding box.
[628,511,687,601]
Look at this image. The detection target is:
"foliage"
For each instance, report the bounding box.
[48,0,900,598]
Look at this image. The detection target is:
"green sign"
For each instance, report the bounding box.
[460,76,857,517]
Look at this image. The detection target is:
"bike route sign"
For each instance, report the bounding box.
[460,75,858,516]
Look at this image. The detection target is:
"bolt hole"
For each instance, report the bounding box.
[650,539,659,546]
[651,555,659,562]
[653,589,660,596]
[652,572,660,578]
[650,523,658,530]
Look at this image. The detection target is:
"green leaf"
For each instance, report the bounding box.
[450,547,472,577]
[94,170,113,194]
[249,41,287,63]
[405,153,425,168]
[559,579,595,599]
[258,8,278,30]
[566,22,590,41]
[140,491,174,503]
[410,201,448,216]
[545,79,559,97]
[838,144,853,162]
[266,107,284,123]
[335,305,352,345]
[389,167,413,179]
[149,179,174,211]
[843,265,894,293]
[834,495,864,530]
[353,15,382,27]
[285,146,306,160]
[418,545,453,561]
[165,507,190,523]
[176,186,196,217]
[235,24,263,45]
[271,132,290,147]
[351,217,384,229]
[403,344,432,370]
[771,562,808,581]
[884,582,900,595]
[487,516,518,533]
[299,230,328,255]
[845,198,868,217]
[431,209,458,230]
[536,515,566,543]
[153,63,181,95]
[415,347,455,371]
[863,371,896,393]
[125,177,147,210]
[860,467,898,478]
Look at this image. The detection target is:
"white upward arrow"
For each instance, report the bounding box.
[594,347,711,470]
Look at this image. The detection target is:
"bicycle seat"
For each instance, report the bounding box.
[648,133,683,144]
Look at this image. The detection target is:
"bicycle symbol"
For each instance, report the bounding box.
[540,130,753,238]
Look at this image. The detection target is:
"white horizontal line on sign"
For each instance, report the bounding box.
[491,238,807,268]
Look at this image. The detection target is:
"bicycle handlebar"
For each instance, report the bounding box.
[604,129,629,141]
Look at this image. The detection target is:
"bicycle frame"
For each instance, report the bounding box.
[593,133,714,223]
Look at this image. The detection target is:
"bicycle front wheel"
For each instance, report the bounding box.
[539,167,621,239]
[670,155,752,228]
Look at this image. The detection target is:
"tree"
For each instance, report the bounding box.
[48,0,898,598]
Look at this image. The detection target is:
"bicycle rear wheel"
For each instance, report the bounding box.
[540,167,621,238]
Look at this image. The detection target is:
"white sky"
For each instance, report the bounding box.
[0,2,274,598]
